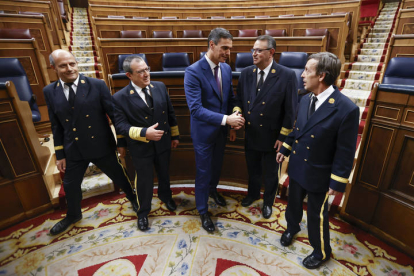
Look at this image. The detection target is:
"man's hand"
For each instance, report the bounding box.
[276,152,285,164]
[117,147,126,158]
[274,140,283,152]
[146,122,164,141]
[56,158,66,173]
[226,112,245,127]
[229,129,237,141]
[171,139,179,148]
[328,188,342,196]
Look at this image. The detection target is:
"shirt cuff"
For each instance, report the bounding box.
[221,115,227,126]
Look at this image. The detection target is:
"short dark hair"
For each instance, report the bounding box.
[123,55,145,73]
[256,35,276,53]
[308,52,341,86]
[207,28,233,47]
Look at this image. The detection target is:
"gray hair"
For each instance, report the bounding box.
[256,35,276,53]
[49,50,76,67]
[308,52,341,86]
[207,28,233,47]
[123,55,145,73]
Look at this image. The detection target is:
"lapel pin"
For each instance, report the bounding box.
[271,69,276,73]
[150,84,154,88]
[253,68,256,72]
[130,90,134,94]
[329,98,335,104]
[81,80,85,84]
[57,82,60,87]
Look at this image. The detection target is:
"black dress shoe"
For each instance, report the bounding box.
[241,196,260,207]
[49,216,82,235]
[164,198,177,211]
[303,254,329,269]
[137,216,149,231]
[200,213,215,232]
[280,230,297,247]
[209,190,226,207]
[262,205,272,219]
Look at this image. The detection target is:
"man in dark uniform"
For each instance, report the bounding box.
[276,52,359,269]
[112,55,179,231]
[44,49,138,235]
[231,35,297,219]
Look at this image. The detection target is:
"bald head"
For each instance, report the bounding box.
[50,49,79,83]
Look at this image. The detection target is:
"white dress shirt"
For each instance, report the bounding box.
[311,85,335,111]
[257,62,273,85]
[60,75,80,100]
[131,82,151,107]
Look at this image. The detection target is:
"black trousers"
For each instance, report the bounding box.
[245,149,279,206]
[285,178,332,260]
[63,151,134,218]
[131,150,172,218]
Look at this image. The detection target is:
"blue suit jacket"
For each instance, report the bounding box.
[112,81,179,158]
[280,87,359,193]
[184,57,237,145]
[44,74,118,161]
[237,61,298,151]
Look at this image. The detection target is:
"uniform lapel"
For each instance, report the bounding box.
[53,80,71,112]
[253,61,279,107]
[148,83,158,112]
[299,88,340,138]
[201,57,221,101]
[128,83,152,115]
[248,67,258,108]
[73,74,89,123]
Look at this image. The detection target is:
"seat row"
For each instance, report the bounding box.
[117,52,307,92]
[107,14,328,20]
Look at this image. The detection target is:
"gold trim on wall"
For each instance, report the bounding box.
[0,102,13,114]
[403,110,414,124]
[374,105,400,121]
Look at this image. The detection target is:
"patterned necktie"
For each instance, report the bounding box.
[214,65,223,99]
[65,82,76,109]
[142,87,153,110]
[256,70,264,95]
[308,96,318,119]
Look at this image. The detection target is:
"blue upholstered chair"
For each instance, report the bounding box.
[199,52,206,60]
[118,54,148,73]
[0,58,41,122]
[235,52,253,72]
[382,57,414,85]
[162,53,190,71]
[279,52,308,102]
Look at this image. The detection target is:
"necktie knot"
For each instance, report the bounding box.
[65,82,74,87]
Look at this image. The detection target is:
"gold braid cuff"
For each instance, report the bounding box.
[282,142,292,151]
[233,106,242,113]
[331,174,348,184]
[129,127,149,143]
[171,125,180,137]
[280,127,293,136]
[54,145,63,150]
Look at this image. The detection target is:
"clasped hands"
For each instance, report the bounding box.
[228,111,245,141]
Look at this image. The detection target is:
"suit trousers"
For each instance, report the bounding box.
[245,149,278,206]
[285,178,332,260]
[131,149,172,218]
[194,128,226,215]
[64,151,134,218]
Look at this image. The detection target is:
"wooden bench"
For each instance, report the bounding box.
[0,0,65,48]
[387,34,414,60]
[0,13,58,81]
[97,36,326,83]
[395,9,414,35]
[0,80,51,229]
[89,0,353,8]
[92,15,347,63]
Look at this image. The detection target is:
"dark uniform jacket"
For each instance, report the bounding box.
[44,74,118,161]
[236,61,298,151]
[279,86,360,193]
[112,81,179,158]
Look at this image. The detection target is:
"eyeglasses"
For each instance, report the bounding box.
[251,48,272,54]
[135,67,151,75]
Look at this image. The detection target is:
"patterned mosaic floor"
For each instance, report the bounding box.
[0,187,413,275]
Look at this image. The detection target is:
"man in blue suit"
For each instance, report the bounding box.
[231,35,298,219]
[184,28,245,232]
[44,50,137,235]
[112,55,179,231]
[276,52,359,269]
